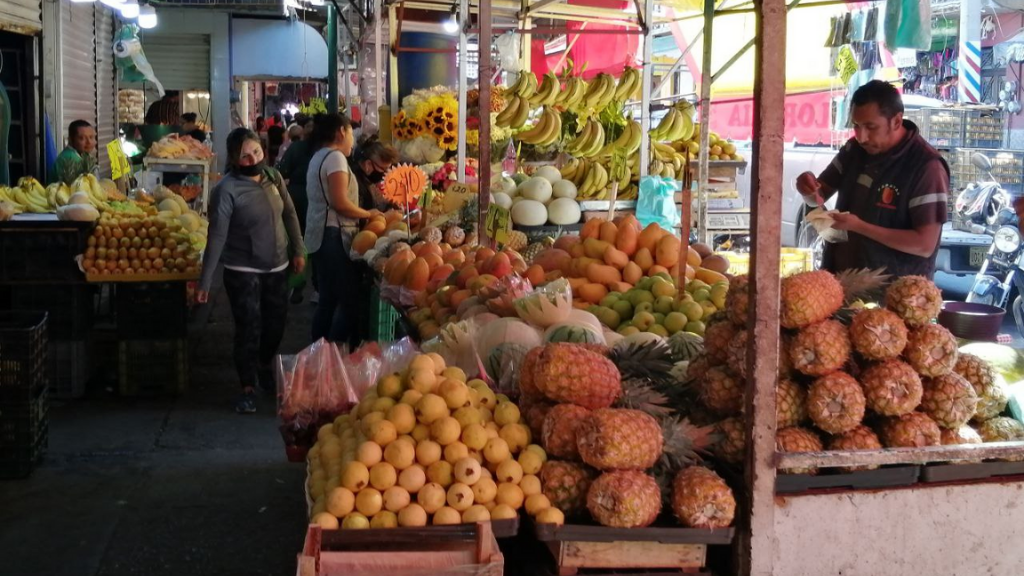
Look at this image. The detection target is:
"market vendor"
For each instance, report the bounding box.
[351,134,399,211]
[52,120,97,185]
[796,80,949,278]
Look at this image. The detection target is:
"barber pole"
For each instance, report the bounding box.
[959,40,981,104]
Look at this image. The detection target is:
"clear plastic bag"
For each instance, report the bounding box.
[514,278,574,328]
[637,176,681,231]
[380,336,420,375]
[805,208,849,243]
[342,340,384,400]
[481,274,534,317]
[495,32,523,73]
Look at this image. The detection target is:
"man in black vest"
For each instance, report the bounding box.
[797,80,949,278]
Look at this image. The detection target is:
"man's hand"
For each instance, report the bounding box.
[796,171,825,208]
[293,256,306,275]
[197,290,210,304]
[829,212,862,232]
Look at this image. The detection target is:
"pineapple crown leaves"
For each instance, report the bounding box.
[609,340,677,387]
[617,379,674,418]
[835,267,891,306]
[659,416,718,473]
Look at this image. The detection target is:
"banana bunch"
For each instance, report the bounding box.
[554,75,589,111]
[47,182,73,208]
[496,95,531,129]
[614,67,641,102]
[72,174,111,209]
[564,119,606,158]
[529,72,561,107]
[652,141,688,170]
[649,106,695,142]
[505,71,538,100]
[561,152,643,201]
[595,119,642,157]
[2,177,54,214]
[514,106,562,147]
[581,73,618,112]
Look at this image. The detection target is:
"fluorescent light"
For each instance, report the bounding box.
[443,8,459,34]
[99,0,125,7]
[70,0,97,4]
[310,0,325,5]
[138,4,157,28]
[120,0,139,18]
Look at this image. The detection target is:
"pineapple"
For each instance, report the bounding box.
[713,417,746,464]
[955,353,1009,422]
[777,378,808,429]
[523,400,554,439]
[828,425,883,471]
[533,344,622,409]
[726,330,749,377]
[849,308,908,360]
[940,425,983,446]
[699,366,744,416]
[806,371,866,434]
[671,466,736,529]
[576,408,664,471]
[789,320,851,377]
[724,274,750,326]
[703,318,737,364]
[521,241,547,263]
[587,470,661,528]
[610,340,677,389]
[904,325,958,377]
[419,226,443,244]
[686,355,712,385]
[860,359,923,416]
[974,379,1009,423]
[540,460,597,516]
[878,412,941,448]
[920,373,979,430]
[885,275,942,327]
[518,346,543,398]
[504,229,529,251]
[541,404,590,459]
[779,270,844,329]
[977,417,1024,442]
[776,427,823,475]
[442,224,466,247]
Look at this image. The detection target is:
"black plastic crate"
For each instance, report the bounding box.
[118,338,188,396]
[0,224,88,282]
[0,312,48,404]
[0,384,49,479]
[115,282,188,339]
[8,284,94,340]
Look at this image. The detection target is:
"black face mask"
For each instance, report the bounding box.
[367,169,385,184]
[235,162,264,177]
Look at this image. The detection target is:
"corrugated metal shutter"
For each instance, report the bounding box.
[61,3,97,155]
[95,7,117,176]
[139,33,210,91]
[0,0,41,35]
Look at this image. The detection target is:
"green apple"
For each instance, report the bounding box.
[618,325,640,336]
[700,301,718,318]
[678,300,704,322]
[654,295,675,315]
[599,294,620,308]
[629,290,655,307]
[612,299,634,320]
[664,311,687,334]
[647,323,669,337]
[636,277,654,291]
[684,321,706,336]
[634,301,654,315]
[692,288,711,303]
[652,312,666,326]
[596,307,621,329]
[651,278,676,299]
[632,311,656,331]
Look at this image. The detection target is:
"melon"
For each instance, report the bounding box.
[543,323,605,345]
[511,200,548,226]
[547,198,581,225]
[495,177,517,197]
[476,317,543,359]
[514,282,573,327]
[564,309,603,334]
[611,331,665,353]
[667,331,704,362]
[56,203,99,222]
[519,177,553,203]
[493,192,513,209]
[534,165,562,184]
[552,180,578,200]
[68,192,92,205]
[485,343,530,382]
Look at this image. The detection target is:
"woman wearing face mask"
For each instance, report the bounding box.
[198,128,306,414]
[351,135,399,211]
[305,114,371,346]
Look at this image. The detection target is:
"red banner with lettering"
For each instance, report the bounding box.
[708,90,851,145]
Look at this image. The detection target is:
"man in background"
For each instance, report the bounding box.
[52,120,97,185]
[181,113,207,143]
[145,90,181,125]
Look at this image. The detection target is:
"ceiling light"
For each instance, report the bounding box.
[443,6,459,34]
[120,0,140,18]
[70,0,97,4]
[99,0,125,7]
[138,4,157,28]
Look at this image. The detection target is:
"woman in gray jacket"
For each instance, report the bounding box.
[198,128,306,414]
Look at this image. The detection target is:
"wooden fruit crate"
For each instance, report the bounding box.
[296,521,504,576]
[534,521,734,575]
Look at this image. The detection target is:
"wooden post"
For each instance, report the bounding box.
[696,0,714,244]
[741,0,786,575]
[478,0,493,242]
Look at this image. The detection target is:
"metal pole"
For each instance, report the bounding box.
[374,0,383,122]
[520,0,532,74]
[696,0,713,243]
[741,0,785,573]
[638,0,653,178]
[327,4,339,113]
[457,0,469,181]
[389,4,400,116]
[478,0,492,240]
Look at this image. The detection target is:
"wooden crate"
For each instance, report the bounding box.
[534,521,733,575]
[296,522,504,576]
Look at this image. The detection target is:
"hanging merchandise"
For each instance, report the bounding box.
[884,0,933,51]
[495,32,523,74]
[864,6,879,42]
[113,24,165,97]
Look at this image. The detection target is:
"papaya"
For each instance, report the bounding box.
[695,268,728,285]
[554,234,581,252]
[615,222,639,256]
[423,253,444,270]
[449,289,472,310]
[534,248,572,274]
[637,223,665,254]
[352,230,378,255]
[443,250,466,267]
[686,246,702,268]
[608,281,633,294]
[599,221,619,244]
[583,238,611,260]
[701,254,730,274]
[622,261,643,285]
[618,213,641,234]
[649,265,669,276]
[524,264,546,286]
[656,235,681,268]
[634,247,654,272]
[475,247,496,264]
[580,218,604,240]
[572,257,601,277]
[568,276,588,292]
[429,263,455,283]
[569,243,587,258]
[685,265,697,281]
[586,263,622,286]
[578,283,609,304]
[404,257,430,291]
[603,246,629,269]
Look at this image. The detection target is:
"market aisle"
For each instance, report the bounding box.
[0,279,311,576]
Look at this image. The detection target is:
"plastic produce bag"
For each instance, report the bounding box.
[342,340,384,400]
[805,208,849,243]
[495,32,523,73]
[380,336,420,376]
[637,176,681,231]
[514,278,574,328]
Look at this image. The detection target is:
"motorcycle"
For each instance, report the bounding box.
[961,153,1024,334]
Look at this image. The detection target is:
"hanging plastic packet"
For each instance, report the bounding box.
[637,175,681,231]
[495,32,523,73]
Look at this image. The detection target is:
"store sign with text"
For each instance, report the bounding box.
[709,91,849,145]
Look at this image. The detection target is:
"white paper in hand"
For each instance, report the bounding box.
[805,208,849,243]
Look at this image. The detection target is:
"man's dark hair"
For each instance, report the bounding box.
[68,119,92,140]
[851,80,904,119]
[181,112,197,123]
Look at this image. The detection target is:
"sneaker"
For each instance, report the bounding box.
[235,390,257,414]
[290,288,304,304]
[310,291,319,304]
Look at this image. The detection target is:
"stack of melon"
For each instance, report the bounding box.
[527,214,730,307]
[496,166,582,227]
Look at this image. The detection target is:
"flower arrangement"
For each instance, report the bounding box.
[393,87,460,151]
[429,159,478,192]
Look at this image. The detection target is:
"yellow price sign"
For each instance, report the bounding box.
[485,203,511,246]
[835,46,858,85]
[447,182,473,196]
[106,140,131,180]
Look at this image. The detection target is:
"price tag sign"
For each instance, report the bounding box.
[502,140,517,174]
[106,140,131,180]
[447,182,472,196]
[835,46,858,85]
[485,203,511,245]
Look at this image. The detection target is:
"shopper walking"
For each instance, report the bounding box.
[305,113,371,347]
[197,128,306,414]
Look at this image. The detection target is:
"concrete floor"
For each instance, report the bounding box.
[0,283,311,576]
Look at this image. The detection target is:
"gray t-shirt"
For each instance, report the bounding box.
[305,148,359,254]
[199,169,306,291]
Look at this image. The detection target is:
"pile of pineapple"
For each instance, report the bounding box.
[692,271,1024,473]
[305,352,562,529]
[519,342,737,529]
